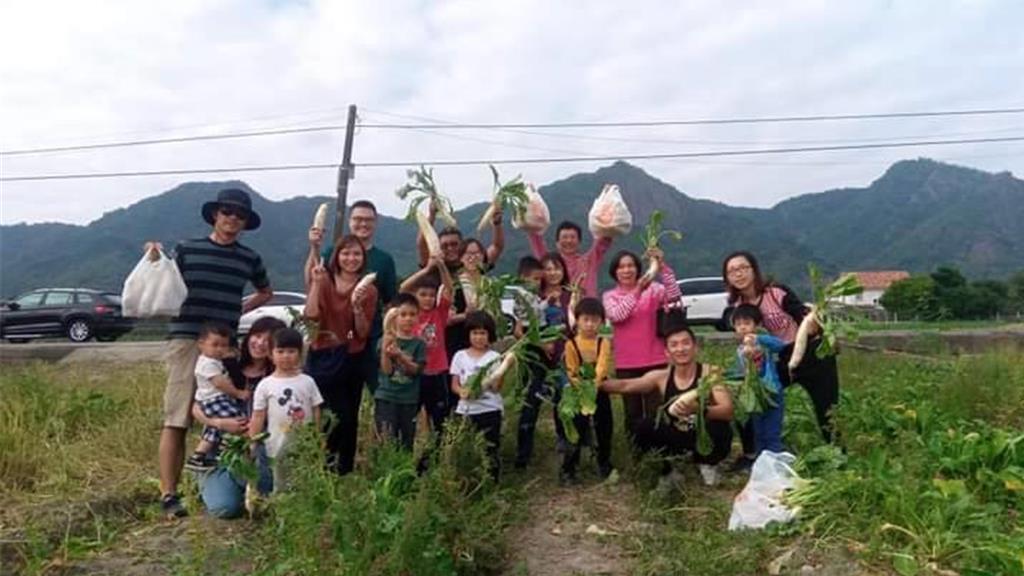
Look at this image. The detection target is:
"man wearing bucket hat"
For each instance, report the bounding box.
[144,187,273,519]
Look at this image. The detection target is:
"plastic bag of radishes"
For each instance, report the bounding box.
[587,184,632,238]
[511,184,550,233]
[728,451,800,531]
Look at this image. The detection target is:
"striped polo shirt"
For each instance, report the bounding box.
[168,237,270,339]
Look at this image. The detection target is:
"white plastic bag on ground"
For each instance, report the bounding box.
[728,451,800,531]
[511,184,550,233]
[588,184,632,238]
[121,250,188,318]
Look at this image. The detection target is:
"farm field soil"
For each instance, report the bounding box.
[1,348,1022,575]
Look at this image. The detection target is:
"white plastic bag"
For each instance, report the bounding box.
[511,184,550,233]
[728,451,800,531]
[121,250,188,318]
[588,184,632,238]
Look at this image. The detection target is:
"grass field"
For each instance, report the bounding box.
[1,347,1022,575]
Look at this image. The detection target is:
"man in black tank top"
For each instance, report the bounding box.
[600,325,734,486]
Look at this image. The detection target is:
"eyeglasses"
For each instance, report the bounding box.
[219,206,249,220]
[350,216,376,224]
[440,241,461,249]
[726,264,752,276]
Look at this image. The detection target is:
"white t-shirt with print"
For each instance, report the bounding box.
[194,354,229,403]
[450,349,503,416]
[252,373,324,458]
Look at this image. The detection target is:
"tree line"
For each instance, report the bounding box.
[879,267,1024,321]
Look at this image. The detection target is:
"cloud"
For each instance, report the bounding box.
[2,0,1022,225]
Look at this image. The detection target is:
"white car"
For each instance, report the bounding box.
[237,291,306,335]
[676,277,731,330]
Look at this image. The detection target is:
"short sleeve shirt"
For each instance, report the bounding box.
[252,373,324,457]
[374,337,427,405]
[415,295,451,375]
[194,355,228,403]
[451,349,503,415]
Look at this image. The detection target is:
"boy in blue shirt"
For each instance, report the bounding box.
[732,304,786,455]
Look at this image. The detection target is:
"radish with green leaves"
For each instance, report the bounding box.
[396,166,458,227]
[478,165,529,233]
[637,210,683,283]
[788,265,863,371]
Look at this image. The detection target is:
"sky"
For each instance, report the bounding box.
[1,0,1023,226]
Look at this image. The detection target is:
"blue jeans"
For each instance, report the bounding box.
[752,390,785,455]
[195,444,272,519]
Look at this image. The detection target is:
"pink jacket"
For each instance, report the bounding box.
[602,263,682,370]
[528,232,612,298]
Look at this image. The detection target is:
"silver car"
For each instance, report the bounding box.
[237,291,306,335]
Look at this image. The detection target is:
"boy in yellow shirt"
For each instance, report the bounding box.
[561,297,614,483]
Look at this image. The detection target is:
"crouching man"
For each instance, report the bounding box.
[600,324,733,488]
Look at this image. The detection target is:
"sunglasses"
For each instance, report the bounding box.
[219,206,249,219]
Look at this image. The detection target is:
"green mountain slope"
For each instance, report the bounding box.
[2,159,1020,298]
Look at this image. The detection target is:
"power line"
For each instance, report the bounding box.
[3,135,1022,182]
[363,107,1024,150]
[5,106,1024,157]
[358,107,1024,130]
[0,124,349,156]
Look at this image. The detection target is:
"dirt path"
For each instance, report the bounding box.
[502,433,649,576]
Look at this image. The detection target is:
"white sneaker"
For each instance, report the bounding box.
[698,464,721,487]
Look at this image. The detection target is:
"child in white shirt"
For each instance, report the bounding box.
[249,328,323,491]
[450,311,504,480]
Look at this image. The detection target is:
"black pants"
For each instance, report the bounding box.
[375,400,418,451]
[739,339,840,455]
[618,364,667,445]
[634,417,733,467]
[419,373,452,435]
[561,389,613,475]
[515,375,549,467]
[466,411,503,480]
[306,346,363,475]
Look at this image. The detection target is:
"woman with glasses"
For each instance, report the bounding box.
[721,251,840,469]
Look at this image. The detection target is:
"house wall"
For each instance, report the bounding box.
[839,289,885,307]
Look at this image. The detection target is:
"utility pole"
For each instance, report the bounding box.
[333,104,358,242]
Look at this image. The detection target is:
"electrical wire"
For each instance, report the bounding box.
[357,107,1024,130]
[5,106,1024,156]
[3,135,1022,182]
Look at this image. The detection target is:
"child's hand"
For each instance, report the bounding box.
[308,226,324,248]
[458,387,471,399]
[311,263,329,284]
[742,334,756,347]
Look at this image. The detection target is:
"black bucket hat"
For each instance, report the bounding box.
[201,188,261,230]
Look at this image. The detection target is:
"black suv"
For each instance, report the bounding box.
[1,288,135,343]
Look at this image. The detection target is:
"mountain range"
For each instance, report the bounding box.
[2,158,1022,298]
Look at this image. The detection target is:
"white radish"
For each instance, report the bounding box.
[482,353,516,391]
[640,257,660,284]
[668,389,700,419]
[416,209,441,258]
[788,305,818,371]
[352,272,377,304]
[477,199,500,234]
[382,306,400,338]
[312,202,330,229]
[459,274,478,310]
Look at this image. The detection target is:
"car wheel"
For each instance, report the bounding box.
[67,319,93,342]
